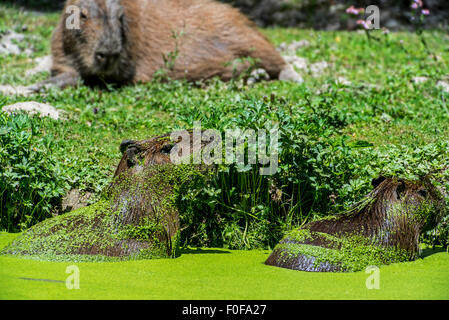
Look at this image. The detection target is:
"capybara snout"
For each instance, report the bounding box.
[63,0,126,77]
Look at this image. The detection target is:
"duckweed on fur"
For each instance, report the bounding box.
[276,230,411,272]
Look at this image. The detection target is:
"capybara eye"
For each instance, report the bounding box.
[95,52,106,62]
[80,8,88,19]
[125,147,140,167]
[396,182,406,200]
[372,176,386,188]
[418,190,428,198]
[160,144,173,154]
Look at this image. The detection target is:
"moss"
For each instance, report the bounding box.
[275,231,411,272]
[1,200,119,261]
[284,228,313,243]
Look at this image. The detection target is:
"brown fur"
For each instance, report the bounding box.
[34,0,290,89]
[265,177,445,272]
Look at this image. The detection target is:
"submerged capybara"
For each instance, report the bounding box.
[1,132,211,261]
[265,176,445,272]
[31,0,300,90]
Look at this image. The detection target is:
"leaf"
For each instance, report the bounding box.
[348,140,374,149]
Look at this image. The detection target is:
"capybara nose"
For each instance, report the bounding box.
[95,51,120,66]
[95,51,107,63]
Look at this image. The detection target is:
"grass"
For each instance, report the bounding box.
[1,232,449,299]
[1,4,449,299]
[1,12,448,176]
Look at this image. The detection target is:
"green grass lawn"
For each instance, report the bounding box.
[1,232,448,299]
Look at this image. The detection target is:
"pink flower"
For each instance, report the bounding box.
[421,9,430,15]
[346,6,357,14]
[346,5,364,15]
[411,0,423,8]
[356,19,372,30]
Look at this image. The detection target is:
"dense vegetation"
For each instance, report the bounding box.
[0,5,448,252]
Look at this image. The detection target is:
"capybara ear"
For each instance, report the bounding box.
[418,189,428,198]
[372,176,386,188]
[120,139,137,154]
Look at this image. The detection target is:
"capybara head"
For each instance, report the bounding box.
[113,130,214,178]
[113,134,179,179]
[369,176,444,233]
[62,0,127,77]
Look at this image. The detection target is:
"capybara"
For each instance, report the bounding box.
[265,176,445,272]
[30,0,300,90]
[1,132,210,261]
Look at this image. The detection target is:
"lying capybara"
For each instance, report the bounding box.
[265,177,445,272]
[30,0,300,90]
[1,132,210,261]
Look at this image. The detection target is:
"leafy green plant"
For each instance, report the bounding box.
[175,90,449,250]
[0,112,68,232]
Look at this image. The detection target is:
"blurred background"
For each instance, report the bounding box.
[3,0,449,30]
